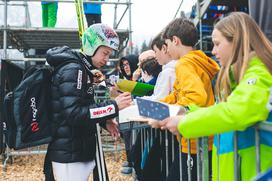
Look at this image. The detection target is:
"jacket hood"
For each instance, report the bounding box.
[182,50,220,79]
[46,46,82,68]
[119,54,139,80]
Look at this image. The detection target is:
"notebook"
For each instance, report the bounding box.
[136,97,181,121]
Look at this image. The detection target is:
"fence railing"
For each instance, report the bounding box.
[119,120,272,181]
[120,121,210,181]
[2,68,272,180]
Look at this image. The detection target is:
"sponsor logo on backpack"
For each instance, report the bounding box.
[30,97,39,132]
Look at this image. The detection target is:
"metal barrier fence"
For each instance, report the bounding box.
[119,120,272,181]
[2,144,47,171]
[233,121,272,181]
[256,122,272,174]
[120,121,201,180]
[1,65,272,180]
[122,124,210,181]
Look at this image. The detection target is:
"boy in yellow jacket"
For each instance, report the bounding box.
[160,18,220,180]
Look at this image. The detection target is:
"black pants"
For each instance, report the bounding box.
[167,151,212,181]
[132,129,179,181]
[122,131,133,166]
[44,149,55,181]
[85,14,101,26]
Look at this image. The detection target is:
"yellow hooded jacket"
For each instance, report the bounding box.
[161,50,220,153]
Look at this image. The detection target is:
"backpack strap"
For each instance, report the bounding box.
[43,145,54,181]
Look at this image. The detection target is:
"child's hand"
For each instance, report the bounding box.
[177,107,187,115]
[132,68,141,81]
[159,116,183,135]
[147,118,161,129]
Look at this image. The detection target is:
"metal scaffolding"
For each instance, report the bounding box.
[192,0,248,55]
[0,0,133,173]
[0,0,133,59]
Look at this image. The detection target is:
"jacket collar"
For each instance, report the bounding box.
[79,52,95,74]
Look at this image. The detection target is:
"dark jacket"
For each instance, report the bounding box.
[46,46,118,163]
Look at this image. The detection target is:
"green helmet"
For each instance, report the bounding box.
[82,23,120,56]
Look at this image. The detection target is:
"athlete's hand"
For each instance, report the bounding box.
[92,69,105,83]
[106,119,120,139]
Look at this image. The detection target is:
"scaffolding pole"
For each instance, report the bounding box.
[128,0,133,54]
[197,0,202,50]
[1,0,132,58]
[3,0,8,59]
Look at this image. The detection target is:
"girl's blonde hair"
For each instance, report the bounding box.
[214,12,272,101]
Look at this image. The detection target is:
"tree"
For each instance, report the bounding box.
[133,45,139,55]
[140,40,149,52]
[125,47,130,56]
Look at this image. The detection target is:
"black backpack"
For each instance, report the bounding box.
[3,61,75,150]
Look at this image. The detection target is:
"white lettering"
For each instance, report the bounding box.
[30,97,38,120]
[77,70,83,89]
[30,97,40,132]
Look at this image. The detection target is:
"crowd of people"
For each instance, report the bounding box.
[38,6,272,181]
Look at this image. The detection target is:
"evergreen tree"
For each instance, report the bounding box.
[133,45,139,55]
[140,40,149,52]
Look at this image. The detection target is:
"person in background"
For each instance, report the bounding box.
[118,51,158,178]
[132,50,156,81]
[157,17,219,181]
[119,55,139,80]
[158,12,272,181]
[109,55,139,97]
[118,55,139,175]
[146,31,177,100]
[130,57,161,180]
[44,24,132,181]
[140,58,162,86]
[133,31,178,181]
[121,54,160,179]
[41,1,58,27]
[84,0,103,26]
